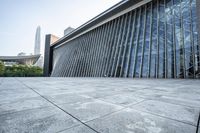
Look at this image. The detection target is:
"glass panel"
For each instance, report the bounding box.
[135,7,145,78]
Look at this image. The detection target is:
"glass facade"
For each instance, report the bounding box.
[51,0,200,78]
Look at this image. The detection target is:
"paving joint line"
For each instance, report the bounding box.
[15,78,100,133]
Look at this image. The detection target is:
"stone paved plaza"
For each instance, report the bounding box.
[0,78,199,133]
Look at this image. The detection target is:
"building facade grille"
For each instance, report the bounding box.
[50,0,200,78]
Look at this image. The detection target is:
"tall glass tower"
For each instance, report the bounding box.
[34,26,43,68]
[34,26,41,55]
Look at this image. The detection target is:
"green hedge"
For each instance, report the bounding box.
[0,61,5,76]
[0,61,43,77]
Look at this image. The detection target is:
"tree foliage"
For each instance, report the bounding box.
[0,64,43,77]
[0,61,5,76]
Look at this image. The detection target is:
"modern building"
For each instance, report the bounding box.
[64,27,74,36]
[44,0,200,78]
[0,55,40,66]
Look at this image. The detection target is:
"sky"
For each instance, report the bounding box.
[0,0,121,56]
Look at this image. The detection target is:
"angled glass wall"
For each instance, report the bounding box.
[51,0,200,78]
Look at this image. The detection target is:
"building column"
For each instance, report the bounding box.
[43,34,59,77]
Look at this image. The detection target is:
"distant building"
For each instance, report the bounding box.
[18,52,26,56]
[0,55,40,66]
[34,26,41,55]
[64,27,74,36]
[34,26,43,68]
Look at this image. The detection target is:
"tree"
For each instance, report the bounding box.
[0,61,5,76]
[3,65,43,77]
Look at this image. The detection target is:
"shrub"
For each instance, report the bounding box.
[0,61,5,76]
[3,65,43,77]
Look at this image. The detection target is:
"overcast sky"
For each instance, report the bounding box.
[0,0,121,56]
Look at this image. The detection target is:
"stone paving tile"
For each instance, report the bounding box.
[0,78,200,133]
[152,85,200,94]
[80,89,122,99]
[0,106,81,133]
[127,84,200,108]
[59,125,96,133]
[131,100,199,126]
[0,78,19,85]
[129,88,168,99]
[149,95,200,108]
[58,99,124,122]
[0,96,53,115]
[27,84,97,96]
[98,93,145,107]
[43,87,95,95]
[44,93,93,105]
[166,92,200,103]
[86,108,196,133]
[131,87,200,104]
[198,126,200,133]
[30,87,76,96]
[0,89,39,104]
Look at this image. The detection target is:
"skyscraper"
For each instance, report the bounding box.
[34,26,43,68]
[34,26,41,55]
